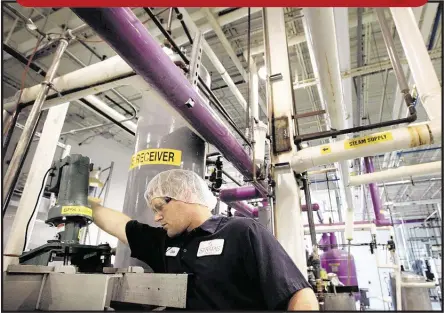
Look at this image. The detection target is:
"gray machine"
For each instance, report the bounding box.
[389,271,434,310]
[3,154,189,310]
[323,293,357,311]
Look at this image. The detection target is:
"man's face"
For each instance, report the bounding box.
[150,197,191,237]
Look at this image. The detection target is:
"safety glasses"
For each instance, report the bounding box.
[152,196,172,214]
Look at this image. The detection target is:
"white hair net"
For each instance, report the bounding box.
[144,169,217,210]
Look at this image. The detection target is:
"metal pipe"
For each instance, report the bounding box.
[3,38,69,210]
[95,161,114,245]
[72,8,267,196]
[302,175,317,248]
[16,123,67,148]
[219,186,262,202]
[427,3,442,50]
[349,161,442,186]
[221,170,242,186]
[166,8,174,33]
[142,7,251,147]
[390,8,442,121]
[291,120,440,173]
[375,9,409,93]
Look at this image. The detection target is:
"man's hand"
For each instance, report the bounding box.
[287,288,319,311]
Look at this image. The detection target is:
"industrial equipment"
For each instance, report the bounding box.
[3,153,189,310]
[18,154,113,272]
[389,271,435,310]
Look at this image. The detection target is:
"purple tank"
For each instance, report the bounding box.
[320,248,358,287]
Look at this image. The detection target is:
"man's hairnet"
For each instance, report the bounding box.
[144,169,217,209]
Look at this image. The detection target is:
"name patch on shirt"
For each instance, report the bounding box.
[165,247,180,257]
[197,239,224,257]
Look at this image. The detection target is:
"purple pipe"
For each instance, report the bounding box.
[329,232,338,248]
[72,8,267,196]
[319,233,330,252]
[220,186,263,202]
[364,157,390,226]
[228,201,258,218]
[220,187,320,211]
[301,203,320,212]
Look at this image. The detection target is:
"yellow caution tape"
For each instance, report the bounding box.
[344,132,393,149]
[61,206,93,217]
[320,145,331,155]
[129,148,182,170]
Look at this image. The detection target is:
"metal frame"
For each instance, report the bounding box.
[3,265,188,310]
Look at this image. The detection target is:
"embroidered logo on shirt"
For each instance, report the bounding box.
[165,247,180,257]
[197,239,224,257]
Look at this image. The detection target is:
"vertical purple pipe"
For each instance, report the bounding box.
[329,232,338,249]
[72,8,267,195]
[319,233,330,251]
[364,157,387,226]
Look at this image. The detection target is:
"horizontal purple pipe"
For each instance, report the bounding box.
[72,8,267,196]
[220,187,319,211]
[301,203,320,212]
[220,186,263,202]
[228,201,258,218]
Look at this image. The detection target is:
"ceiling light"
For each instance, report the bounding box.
[162,46,174,56]
[258,66,267,80]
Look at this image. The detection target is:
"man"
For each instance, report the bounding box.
[90,169,319,310]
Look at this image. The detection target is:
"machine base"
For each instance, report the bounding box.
[3,265,188,311]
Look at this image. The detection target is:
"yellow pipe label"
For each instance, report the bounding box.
[320,145,331,155]
[130,148,182,170]
[61,206,92,217]
[344,132,393,149]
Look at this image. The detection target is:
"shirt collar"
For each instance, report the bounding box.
[196,215,224,234]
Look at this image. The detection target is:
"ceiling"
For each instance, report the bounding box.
[2,5,442,223]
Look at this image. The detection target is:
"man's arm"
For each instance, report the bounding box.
[89,200,131,244]
[287,288,319,311]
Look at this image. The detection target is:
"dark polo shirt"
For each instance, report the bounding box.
[126,215,310,310]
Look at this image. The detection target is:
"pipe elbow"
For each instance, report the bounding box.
[291,153,310,174]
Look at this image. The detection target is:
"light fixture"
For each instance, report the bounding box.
[26,19,37,31]
[162,46,174,56]
[258,66,267,80]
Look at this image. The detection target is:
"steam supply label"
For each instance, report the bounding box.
[130,149,182,169]
[320,145,331,155]
[61,206,92,217]
[344,132,393,149]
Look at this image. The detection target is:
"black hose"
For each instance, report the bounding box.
[173,8,193,44]
[143,8,189,65]
[295,104,417,144]
[77,39,105,60]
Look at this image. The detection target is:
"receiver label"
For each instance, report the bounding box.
[130,149,182,169]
